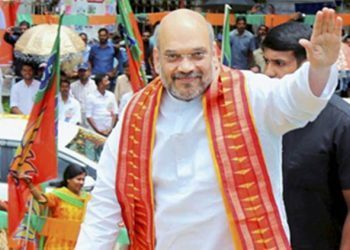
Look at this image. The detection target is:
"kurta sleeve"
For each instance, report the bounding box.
[10,84,19,109]
[75,120,123,249]
[245,62,338,135]
[85,94,93,118]
[44,192,60,208]
[72,100,82,125]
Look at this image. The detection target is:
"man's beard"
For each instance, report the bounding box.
[100,40,108,45]
[162,71,212,101]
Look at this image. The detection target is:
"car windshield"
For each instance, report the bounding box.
[65,128,105,163]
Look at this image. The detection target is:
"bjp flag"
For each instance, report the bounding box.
[7,16,62,236]
[0,1,20,65]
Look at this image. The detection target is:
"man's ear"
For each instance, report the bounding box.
[212,41,220,69]
[153,47,161,74]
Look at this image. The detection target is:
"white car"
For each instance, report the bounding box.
[0,114,106,200]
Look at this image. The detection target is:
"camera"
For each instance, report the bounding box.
[12,26,22,36]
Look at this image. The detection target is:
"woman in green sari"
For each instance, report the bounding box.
[24,164,91,250]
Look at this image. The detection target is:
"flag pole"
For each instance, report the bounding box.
[23,197,33,250]
[221,4,232,66]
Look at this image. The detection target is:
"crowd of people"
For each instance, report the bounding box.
[1,5,350,250]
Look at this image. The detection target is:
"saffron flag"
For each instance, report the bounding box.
[0,1,20,65]
[221,4,232,67]
[117,0,147,92]
[7,18,61,236]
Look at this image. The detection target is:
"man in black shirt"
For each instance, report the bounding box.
[3,21,30,78]
[262,21,350,249]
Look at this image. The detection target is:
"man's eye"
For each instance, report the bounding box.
[166,54,180,61]
[192,52,205,60]
[275,60,285,66]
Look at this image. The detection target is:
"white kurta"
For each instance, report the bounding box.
[10,79,40,115]
[76,63,338,250]
[70,79,96,113]
[58,95,82,125]
[85,90,118,131]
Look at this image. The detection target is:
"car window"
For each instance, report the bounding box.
[0,145,16,182]
[0,144,96,184]
[47,156,96,185]
[65,128,104,163]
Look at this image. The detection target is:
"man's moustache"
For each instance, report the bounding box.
[173,72,202,80]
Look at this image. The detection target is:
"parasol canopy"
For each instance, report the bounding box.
[15,24,85,56]
[14,24,85,73]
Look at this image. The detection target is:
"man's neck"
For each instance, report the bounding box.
[61,94,68,103]
[80,78,88,85]
[98,88,106,95]
[237,30,245,36]
[23,79,33,86]
[99,42,107,48]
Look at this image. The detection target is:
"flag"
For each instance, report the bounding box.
[8,0,20,27]
[221,4,232,67]
[0,1,20,65]
[10,198,42,250]
[117,0,147,92]
[7,16,62,236]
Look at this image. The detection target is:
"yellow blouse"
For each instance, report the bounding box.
[43,187,90,250]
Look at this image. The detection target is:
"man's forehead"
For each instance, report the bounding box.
[263,49,296,59]
[163,47,208,54]
[158,26,210,51]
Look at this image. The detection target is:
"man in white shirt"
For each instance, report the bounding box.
[114,62,132,107]
[86,74,118,137]
[70,63,96,127]
[10,63,40,115]
[58,79,81,125]
[76,8,342,249]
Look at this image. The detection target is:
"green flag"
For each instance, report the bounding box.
[117,0,147,92]
[221,4,232,67]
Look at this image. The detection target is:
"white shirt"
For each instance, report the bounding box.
[70,79,96,113]
[10,79,40,115]
[86,89,118,131]
[58,94,82,124]
[118,91,132,115]
[76,63,338,250]
[0,69,4,113]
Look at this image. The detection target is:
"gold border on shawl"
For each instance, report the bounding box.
[202,95,243,250]
[242,75,290,249]
[148,86,163,248]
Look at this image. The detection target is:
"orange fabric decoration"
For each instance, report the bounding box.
[206,13,235,26]
[265,14,291,28]
[116,68,291,249]
[88,15,116,25]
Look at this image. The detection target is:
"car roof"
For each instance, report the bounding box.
[0,114,105,169]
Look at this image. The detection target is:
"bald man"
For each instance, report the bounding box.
[76,8,342,249]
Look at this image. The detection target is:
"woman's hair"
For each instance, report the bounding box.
[59,164,87,187]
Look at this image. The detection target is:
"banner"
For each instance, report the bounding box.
[118,0,147,92]
[0,1,19,65]
[7,16,61,235]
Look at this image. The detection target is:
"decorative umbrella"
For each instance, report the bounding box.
[14,24,85,73]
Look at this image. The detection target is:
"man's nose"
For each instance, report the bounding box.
[177,56,195,73]
[264,64,276,78]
